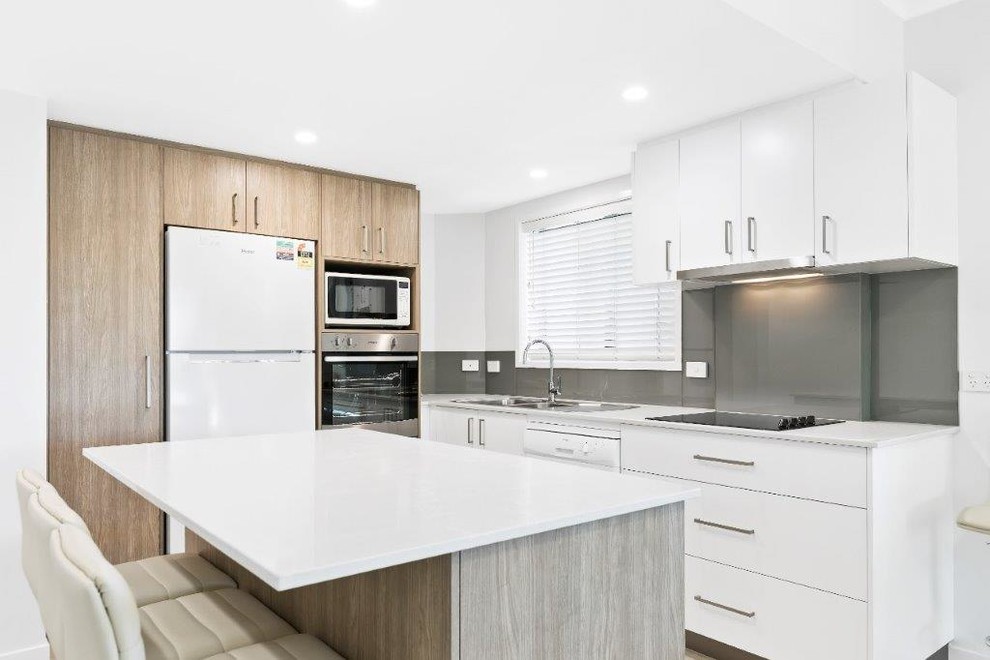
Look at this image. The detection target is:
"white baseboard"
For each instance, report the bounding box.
[0,643,48,660]
[951,642,990,660]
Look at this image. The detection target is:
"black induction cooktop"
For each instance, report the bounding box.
[646,411,845,432]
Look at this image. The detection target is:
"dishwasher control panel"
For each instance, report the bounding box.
[523,421,621,472]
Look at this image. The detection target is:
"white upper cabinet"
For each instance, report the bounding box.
[814,72,957,267]
[632,140,679,284]
[679,121,741,271]
[740,100,814,262]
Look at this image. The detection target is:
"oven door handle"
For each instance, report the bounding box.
[325,355,419,363]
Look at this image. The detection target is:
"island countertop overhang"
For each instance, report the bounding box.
[84,428,698,590]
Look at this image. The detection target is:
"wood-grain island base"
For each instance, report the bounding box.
[187,502,684,660]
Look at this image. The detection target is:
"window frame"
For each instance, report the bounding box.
[515,199,682,372]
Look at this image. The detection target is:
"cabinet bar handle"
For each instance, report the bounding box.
[379,227,386,255]
[747,217,756,252]
[362,225,369,254]
[467,417,474,444]
[724,220,733,255]
[232,193,238,226]
[694,595,756,618]
[479,419,486,447]
[254,196,259,228]
[145,355,152,409]
[694,518,755,535]
[822,215,832,255]
[665,240,672,273]
[693,454,755,467]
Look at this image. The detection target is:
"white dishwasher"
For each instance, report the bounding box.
[523,421,621,472]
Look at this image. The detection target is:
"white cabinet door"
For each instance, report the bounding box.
[814,76,909,266]
[741,100,814,262]
[632,140,679,283]
[478,412,526,456]
[430,407,477,447]
[679,121,741,270]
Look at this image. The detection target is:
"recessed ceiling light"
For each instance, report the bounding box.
[344,0,376,7]
[294,130,318,145]
[622,85,649,102]
[529,169,548,179]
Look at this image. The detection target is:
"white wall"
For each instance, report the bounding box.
[0,90,49,659]
[420,213,486,352]
[484,176,632,352]
[906,3,990,657]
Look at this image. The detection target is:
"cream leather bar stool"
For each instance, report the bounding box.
[958,501,990,534]
[16,468,236,606]
[17,471,346,660]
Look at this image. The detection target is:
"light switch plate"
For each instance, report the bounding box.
[962,371,990,392]
[461,359,480,373]
[487,360,501,373]
[685,361,709,379]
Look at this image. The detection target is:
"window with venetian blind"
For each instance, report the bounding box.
[518,200,681,370]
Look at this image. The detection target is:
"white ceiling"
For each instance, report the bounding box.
[879,0,966,19]
[1,0,853,214]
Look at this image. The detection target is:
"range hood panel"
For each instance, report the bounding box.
[676,256,816,283]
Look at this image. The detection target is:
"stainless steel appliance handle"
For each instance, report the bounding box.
[467,418,474,445]
[145,355,152,409]
[665,240,672,273]
[694,518,755,535]
[747,217,756,252]
[724,220,733,255]
[822,215,832,255]
[362,225,369,254]
[232,193,238,226]
[479,419,486,447]
[324,355,419,363]
[254,196,259,228]
[693,454,755,467]
[694,595,755,618]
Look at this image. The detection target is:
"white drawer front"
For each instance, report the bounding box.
[683,480,868,600]
[622,426,868,507]
[686,556,868,660]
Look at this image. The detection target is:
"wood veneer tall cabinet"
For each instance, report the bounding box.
[48,126,164,563]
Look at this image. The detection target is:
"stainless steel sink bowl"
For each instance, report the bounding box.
[452,397,638,413]
[452,397,543,407]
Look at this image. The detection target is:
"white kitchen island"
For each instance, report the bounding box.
[85,428,699,660]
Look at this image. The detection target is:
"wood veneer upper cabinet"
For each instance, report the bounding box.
[246,162,320,240]
[372,182,419,265]
[163,147,247,232]
[322,175,373,260]
[48,127,163,564]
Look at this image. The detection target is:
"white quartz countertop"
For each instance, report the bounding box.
[422,394,958,448]
[84,429,698,590]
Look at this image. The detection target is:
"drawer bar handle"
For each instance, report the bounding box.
[694,518,755,535]
[693,454,755,467]
[694,595,756,618]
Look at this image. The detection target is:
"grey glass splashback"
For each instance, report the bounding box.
[422,269,957,425]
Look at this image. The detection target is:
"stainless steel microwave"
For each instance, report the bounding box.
[325,272,411,328]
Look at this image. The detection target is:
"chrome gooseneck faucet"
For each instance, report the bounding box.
[522,338,561,403]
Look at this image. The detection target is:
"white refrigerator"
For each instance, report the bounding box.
[165,226,316,552]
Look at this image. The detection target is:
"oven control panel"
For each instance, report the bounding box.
[321,332,419,353]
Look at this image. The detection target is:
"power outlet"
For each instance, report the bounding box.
[962,371,990,393]
[685,361,709,379]
[461,359,480,373]
[487,360,501,373]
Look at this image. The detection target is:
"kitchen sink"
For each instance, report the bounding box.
[452,397,638,413]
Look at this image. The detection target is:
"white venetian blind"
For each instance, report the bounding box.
[521,203,680,369]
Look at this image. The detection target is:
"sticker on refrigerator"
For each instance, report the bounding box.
[275,239,294,261]
[296,242,314,270]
